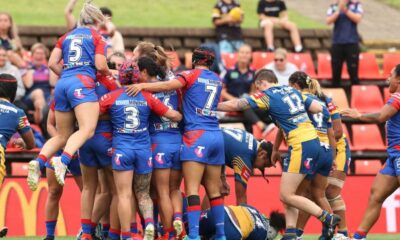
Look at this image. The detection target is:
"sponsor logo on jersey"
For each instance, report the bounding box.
[195,146,205,158]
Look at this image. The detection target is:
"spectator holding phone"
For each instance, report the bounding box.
[327,0,363,87]
[212,0,244,53]
[257,0,303,53]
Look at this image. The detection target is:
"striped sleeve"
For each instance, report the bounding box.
[245,91,270,110]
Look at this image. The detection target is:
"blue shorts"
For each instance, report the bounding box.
[380,155,400,177]
[306,144,333,180]
[181,130,224,165]
[199,207,242,240]
[54,74,97,112]
[112,148,153,174]
[79,133,112,168]
[336,137,351,174]
[283,138,320,175]
[151,143,182,170]
[45,155,81,176]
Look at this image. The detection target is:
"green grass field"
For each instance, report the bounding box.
[6,235,400,240]
[2,0,326,29]
[382,0,400,9]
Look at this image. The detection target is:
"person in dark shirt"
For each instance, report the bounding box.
[221,44,271,133]
[257,0,303,53]
[327,0,363,87]
[212,0,244,53]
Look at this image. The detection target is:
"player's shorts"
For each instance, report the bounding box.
[45,153,82,176]
[306,144,333,180]
[0,145,6,187]
[336,137,351,173]
[54,74,97,112]
[199,208,242,240]
[181,130,224,165]
[283,138,320,175]
[380,155,400,177]
[112,147,153,174]
[79,133,112,168]
[151,143,181,170]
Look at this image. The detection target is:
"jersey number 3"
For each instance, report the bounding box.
[124,106,140,129]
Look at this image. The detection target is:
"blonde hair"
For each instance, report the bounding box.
[31,43,49,58]
[135,41,171,73]
[274,48,287,59]
[289,71,323,97]
[79,1,105,27]
[0,12,22,50]
[307,78,323,97]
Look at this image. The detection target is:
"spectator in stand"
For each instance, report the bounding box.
[264,48,298,85]
[0,46,25,103]
[65,0,124,53]
[212,0,244,53]
[222,44,271,133]
[0,12,25,68]
[327,0,363,87]
[22,43,57,124]
[257,0,303,53]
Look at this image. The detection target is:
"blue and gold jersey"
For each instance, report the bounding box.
[303,93,332,144]
[222,128,258,188]
[245,85,317,146]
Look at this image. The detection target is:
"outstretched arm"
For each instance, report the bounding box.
[65,0,78,31]
[217,98,250,112]
[342,104,398,124]
[126,79,183,96]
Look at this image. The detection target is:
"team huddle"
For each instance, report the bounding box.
[1,2,400,240]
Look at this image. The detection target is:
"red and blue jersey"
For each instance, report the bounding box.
[99,88,169,149]
[95,74,119,134]
[55,27,107,80]
[148,90,181,144]
[386,93,400,156]
[176,69,223,132]
[0,100,31,149]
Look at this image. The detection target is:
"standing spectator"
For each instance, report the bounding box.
[64,1,124,53]
[22,43,56,124]
[0,46,25,102]
[264,48,298,85]
[212,0,244,53]
[0,12,24,68]
[221,44,270,133]
[99,7,125,53]
[327,0,363,87]
[257,0,303,53]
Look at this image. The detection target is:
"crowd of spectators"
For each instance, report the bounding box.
[0,0,363,142]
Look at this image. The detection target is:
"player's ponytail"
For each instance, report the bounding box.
[135,42,170,79]
[0,73,18,102]
[79,1,105,27]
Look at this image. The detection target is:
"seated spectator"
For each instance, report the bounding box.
[212,0,244,53]
[221,44,271,133]
[22,43,56,124]
[0,46,25,103]
[264,48,298,85]
[257,0,303,53]
[64,0,124,53]
[0,12,25,68]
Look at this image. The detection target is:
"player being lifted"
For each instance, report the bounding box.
[216,69,341,240]
[127,47,227,240]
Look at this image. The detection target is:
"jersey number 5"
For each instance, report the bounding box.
[69,38,83,63]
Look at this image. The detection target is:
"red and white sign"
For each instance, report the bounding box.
[0,176,399,236]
